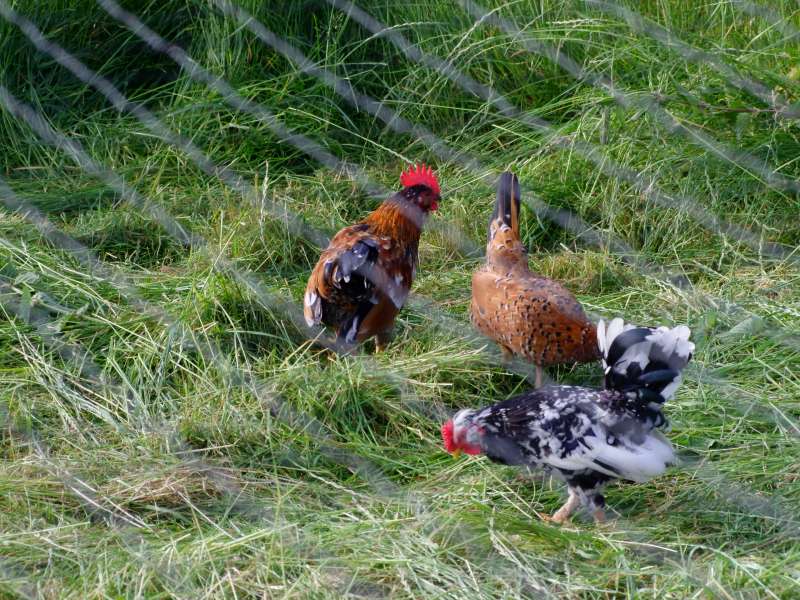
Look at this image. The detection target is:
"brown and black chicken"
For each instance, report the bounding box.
[304,164,440,351]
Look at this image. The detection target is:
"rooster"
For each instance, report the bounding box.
[471,172,598,387]
[441,318,693,523]
[304,164,440,350]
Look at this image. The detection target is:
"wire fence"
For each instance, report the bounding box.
[462,0,800,198]
[0,0,798,595]
[1,0,792,437]
[98,0,800,428]
[587,0,800,121]
[0,89,562,597]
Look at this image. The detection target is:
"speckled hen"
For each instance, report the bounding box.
[442,318,694,523]
[304,164,440,350]
[471,172,598,386]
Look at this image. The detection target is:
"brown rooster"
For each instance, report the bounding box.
[471,172,598,386]
[304,164,440,350]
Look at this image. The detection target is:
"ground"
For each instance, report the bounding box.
[0,0,799,597]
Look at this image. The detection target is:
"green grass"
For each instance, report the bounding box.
[1,0,799,597]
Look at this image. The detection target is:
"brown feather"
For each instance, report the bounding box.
[304,197,421,345]
[471,172,598,369]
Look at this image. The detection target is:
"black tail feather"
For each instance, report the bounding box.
[599,318,693,404]
[489,171,521,242]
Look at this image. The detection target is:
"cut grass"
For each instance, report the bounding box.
[1,0,800,597]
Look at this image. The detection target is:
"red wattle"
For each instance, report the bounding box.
[441,420,456,453]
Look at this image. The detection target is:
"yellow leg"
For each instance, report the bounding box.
[543,492,579,524]
[375,331,392,353]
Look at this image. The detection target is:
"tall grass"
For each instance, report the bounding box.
[1,0,799,597]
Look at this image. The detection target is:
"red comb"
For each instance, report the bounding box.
[400,163,440,195]
[441,420,456,453]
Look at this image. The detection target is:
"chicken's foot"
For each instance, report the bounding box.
[543,491,579,524]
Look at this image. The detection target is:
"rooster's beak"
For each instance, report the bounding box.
[451,449,462,459]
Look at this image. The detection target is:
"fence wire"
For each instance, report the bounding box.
[733,0,800,44]
[328,0,795,266]
[461,0,800,196]
[0,274,398,597]
[0,0,798,595]
[0,87,567,596]
[588,0,800,121]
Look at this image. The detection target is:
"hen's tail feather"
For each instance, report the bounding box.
[599,317,694,404]
[489,171,521,242]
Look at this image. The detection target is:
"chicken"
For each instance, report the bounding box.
[304,164,440,350]
[441,318,693,523]
[471,172,598,387]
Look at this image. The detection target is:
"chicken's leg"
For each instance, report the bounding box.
[544,490,579,524]
[590,493,606,523]
[535,365,543,389]
[375,331,392,353]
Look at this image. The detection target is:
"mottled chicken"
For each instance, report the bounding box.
[304,164,440,350]
[442,318,693,523]
[471,172,598,386]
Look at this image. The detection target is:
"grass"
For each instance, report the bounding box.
[0,0,799,597]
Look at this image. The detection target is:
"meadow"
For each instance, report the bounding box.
[0,0,799,597]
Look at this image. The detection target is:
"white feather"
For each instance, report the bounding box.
[671,325,694,358]
[303,290,321,326]
[559,429,675,484]
[596,319,607,357]
[646,324,694,358]
[597,435,674,483]
[600,317,639,365]
[605,317,625,351]
[659,374,683,402]
[614,340,653,374]
[304,290,317,307]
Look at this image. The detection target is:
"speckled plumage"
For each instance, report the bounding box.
[471,172,598,383]
[444,319,694,523]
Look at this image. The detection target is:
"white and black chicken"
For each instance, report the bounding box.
[441,318,694,523]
